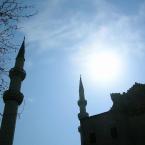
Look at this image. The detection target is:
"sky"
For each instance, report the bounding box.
[1,0,145,145]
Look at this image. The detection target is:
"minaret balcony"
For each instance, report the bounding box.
[9,67,26,80]
[3,90,24,105]
[78,100,87,106]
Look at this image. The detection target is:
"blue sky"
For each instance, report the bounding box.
[1,0,145,145]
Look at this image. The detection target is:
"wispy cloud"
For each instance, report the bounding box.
[20,0,145,70]
[21,0,145,55]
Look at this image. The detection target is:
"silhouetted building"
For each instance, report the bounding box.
[0,39,26,145]
[78,79,145,145]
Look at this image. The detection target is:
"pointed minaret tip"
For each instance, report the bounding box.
[79,74,84,92]
[80,74,82,82]
[16,37,25,59]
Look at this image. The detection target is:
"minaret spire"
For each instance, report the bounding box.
[79,75,85,100]
[78,75,89,120]
[0,38,26,145]
[16,37,25,59]
[15,37,25,69]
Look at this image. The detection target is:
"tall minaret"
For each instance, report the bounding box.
[0,39,26,145]
[78,76,89,120]
[78,76,89,145]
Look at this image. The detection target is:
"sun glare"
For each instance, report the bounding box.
[83,51,123,84]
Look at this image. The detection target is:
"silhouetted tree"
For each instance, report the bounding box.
[0,0,36,95]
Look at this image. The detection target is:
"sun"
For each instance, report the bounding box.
[83,51,123,84]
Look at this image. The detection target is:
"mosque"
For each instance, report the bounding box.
[78,74,145,145]
[1,40,145,145]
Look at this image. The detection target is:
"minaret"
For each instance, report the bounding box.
[78,76,89,120]
[0,39,26,145]
[78,76,89,145]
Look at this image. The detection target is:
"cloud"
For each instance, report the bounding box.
[20,0,145,59]
[69,1,145,61]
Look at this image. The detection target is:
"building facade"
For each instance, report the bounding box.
[78,80,145,145]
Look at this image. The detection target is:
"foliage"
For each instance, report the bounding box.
[0,0,36,95]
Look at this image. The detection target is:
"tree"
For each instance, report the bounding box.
[0,0,36,95]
